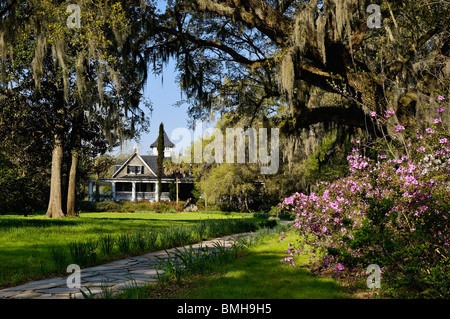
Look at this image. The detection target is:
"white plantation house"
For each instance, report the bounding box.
[88,130,194,202]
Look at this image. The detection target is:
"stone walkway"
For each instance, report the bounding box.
[0,232,253,299]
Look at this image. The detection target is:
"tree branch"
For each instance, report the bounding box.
[388,26,440,78]
[157,26,269,69]
[280,104,382,136]
[182,0,291,45]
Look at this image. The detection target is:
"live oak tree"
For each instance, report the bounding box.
[148,0,448,207]
[154,0,449,157]
[0,0,154,217]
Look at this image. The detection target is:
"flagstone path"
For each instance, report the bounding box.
[0,232,253,299]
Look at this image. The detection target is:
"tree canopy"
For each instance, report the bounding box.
[1,0,449,214]
[0,0,154,216]
[152,0,449,139]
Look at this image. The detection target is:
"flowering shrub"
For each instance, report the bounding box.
[280,97,449,297]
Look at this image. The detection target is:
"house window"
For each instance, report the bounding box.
[127,165,144,174]
[161,183,170,192]
[116,182,132,192]
[136,183,154,192]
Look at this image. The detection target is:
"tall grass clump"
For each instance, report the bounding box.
[155,225,283,286]
[98,234,115,256]
[50,246,68,271]
[68,239,98,266]
[116,233,131,255]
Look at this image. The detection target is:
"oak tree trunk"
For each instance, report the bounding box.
[66,112,82,216]
[66,150,80,216]
[45,134,65,218]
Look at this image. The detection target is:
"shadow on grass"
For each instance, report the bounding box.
[174,251,349,299]
[0,217,79,229]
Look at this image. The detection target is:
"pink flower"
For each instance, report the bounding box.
[385,110,395,118]
[370,111,376,117]
[395,125,405,132]
[438,95,445,101]
[437,107,444,113]
[417,146,426,152]
[440,138,448,144]
[434,118,442,124]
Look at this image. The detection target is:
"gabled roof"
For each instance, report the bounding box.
[150,130,175,148]
[112,153,171,178]
[140,155,169,178]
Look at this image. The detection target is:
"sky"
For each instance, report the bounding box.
[111,59,188,156]
[111,1,216,158]
[111,58,215,157]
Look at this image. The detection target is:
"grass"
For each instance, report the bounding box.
[115,231,350,299]
[0,210,257,289]
[171,233,349,299]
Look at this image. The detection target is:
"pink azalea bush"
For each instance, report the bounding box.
[280,98,449,297]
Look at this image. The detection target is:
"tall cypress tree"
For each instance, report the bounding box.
[157,122,164,201]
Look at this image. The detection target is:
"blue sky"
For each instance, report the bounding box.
[112,1,216,157]
[112,58,215,157]
[112,59,187,155]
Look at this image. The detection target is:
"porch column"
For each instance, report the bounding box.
[154,181,159,202]
[111,181,116,201]
[88,179,93,202]
[132,181,136,201]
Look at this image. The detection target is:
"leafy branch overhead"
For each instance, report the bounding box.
[153,0,449,134]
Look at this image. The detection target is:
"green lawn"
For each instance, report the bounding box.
[117,232,349,299]
[173,233,349,299]
[0,210,252,288]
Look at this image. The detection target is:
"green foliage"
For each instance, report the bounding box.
[76,200,189,214]
[130,231,149,253]
[195,198,205,210]
[154,224,287,287]
[195,163,261,212]
[280,119,450,298]
[120,201,138,213]
[191,185,202,201]
[49,246,67,271]
[0,150,48,214]
[169,182,176,201]
[96,201,122,212]
[116,234,131,255]
[68,239,98,267]
[98,234,115,256]
[155,242,242,285]
[0,0,153,217]
[0,211,254,288]
[150,202,170,213]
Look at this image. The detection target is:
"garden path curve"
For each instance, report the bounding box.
[0,232,253,299]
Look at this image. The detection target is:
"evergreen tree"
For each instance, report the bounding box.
[157,122,164,201]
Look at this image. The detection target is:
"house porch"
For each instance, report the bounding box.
[88,178,192,202]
